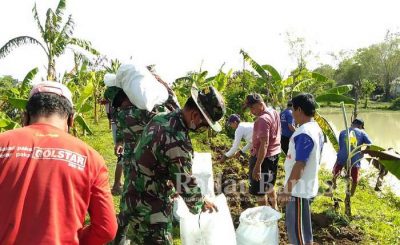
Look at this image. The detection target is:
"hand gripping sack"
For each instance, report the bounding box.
[115,63,168,112]
[236,206,282,245]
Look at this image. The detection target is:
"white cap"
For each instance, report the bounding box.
[29,81,73,106]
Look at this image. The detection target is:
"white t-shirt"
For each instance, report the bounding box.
[225,122,254,157]
[284,121,323,198]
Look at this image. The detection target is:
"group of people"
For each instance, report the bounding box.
[223,94,324,244]
[0,73,376,244]
[223,96,375,244]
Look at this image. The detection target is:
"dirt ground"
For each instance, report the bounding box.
[211,146,365,244]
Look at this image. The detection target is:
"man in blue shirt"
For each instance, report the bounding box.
[280,100,295,155]
[331,119,372,196]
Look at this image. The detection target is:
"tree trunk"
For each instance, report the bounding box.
[47,58,56,81]
[353,93,358,120]
[345,176,352,217]
[94,99,98,123]
[384,75,391,101]
[353,80,361,120]
[364,96,368,109]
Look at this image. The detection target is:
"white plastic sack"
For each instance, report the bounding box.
[104,73,117,87]
[115,63,168,112]
[192,152,215,198]
[236,206,282,245]
[199,194,236,245]
[177,194,236,245]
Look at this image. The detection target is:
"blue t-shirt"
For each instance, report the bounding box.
[336,128,372,167]
[280,108,294,138]
[294,133,314,162]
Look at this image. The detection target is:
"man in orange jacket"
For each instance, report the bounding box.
[0,81,117,244]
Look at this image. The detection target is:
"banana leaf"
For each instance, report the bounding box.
[8,98,28,110]
[74,114,93,135]
[314,112,339,152]
[325,85,353,95]
[363,146,400,179]
[261,64,282,82]
[311,72,329,83]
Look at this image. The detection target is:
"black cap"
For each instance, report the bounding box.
[352,118,365,129]
[243,93,263,109]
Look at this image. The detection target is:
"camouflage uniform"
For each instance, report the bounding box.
[116,84,225,245]
[115,87,180,177]
[119,110,204,244]
[114,85,180,244]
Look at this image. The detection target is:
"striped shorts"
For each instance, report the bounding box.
[285,196,313,245]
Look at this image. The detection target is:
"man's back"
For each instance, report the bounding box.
[0,124,117,244]
[337,127,372,166]
[280,108,294,138]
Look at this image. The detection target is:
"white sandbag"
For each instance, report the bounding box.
[175,196,204,244]
[115,63,168,112]
[236,206,282,245]
[192,152,215,198]
[199,194,237,245]
[104,73,117,87]
[177,194,236,245]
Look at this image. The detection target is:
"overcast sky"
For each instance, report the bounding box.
[1,0,399,83]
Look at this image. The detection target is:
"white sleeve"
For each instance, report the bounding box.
[225,128,242,157]
[241,141,252,153]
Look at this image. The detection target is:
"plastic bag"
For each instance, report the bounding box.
[236,206,282,245]
[115,63,168,112]
[199,194,236,245]
[104,73,117,87]
[176,194,236,245]
[192,152,215,197]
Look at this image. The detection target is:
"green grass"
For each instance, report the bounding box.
[318,101,392,111]
[313,170,400,244]
[81,115,400,244]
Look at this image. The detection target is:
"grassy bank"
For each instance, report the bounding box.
[82,115,400,244]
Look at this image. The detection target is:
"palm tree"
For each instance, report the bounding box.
[0,0,98,81]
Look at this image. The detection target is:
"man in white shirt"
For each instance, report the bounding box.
[221,114,253,162]
[278,93,324,245]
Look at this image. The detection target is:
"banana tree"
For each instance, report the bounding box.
[336,102,398,217]
[67,80,94,135]
[174,69,232,106]
[0,0,98,80]
[0,68,39,131]
[240,49,332,108]
[0,112,20,132]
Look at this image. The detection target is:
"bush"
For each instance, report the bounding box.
[389,97,400,110]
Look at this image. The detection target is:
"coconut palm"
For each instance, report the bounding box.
[0,0,98,81]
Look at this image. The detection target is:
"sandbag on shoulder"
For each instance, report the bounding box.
[116,63,168,112]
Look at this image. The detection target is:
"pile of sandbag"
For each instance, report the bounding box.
[104,63,169,112]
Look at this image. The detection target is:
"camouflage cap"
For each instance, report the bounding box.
[104,86,122,103]
[191,84,226,132]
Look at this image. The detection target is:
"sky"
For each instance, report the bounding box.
[1,0,400,84]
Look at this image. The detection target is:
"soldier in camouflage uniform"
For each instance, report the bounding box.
[112,75,181,244]
[111,74,181,192]
[117,85,225,245]
[104,86,125,195]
